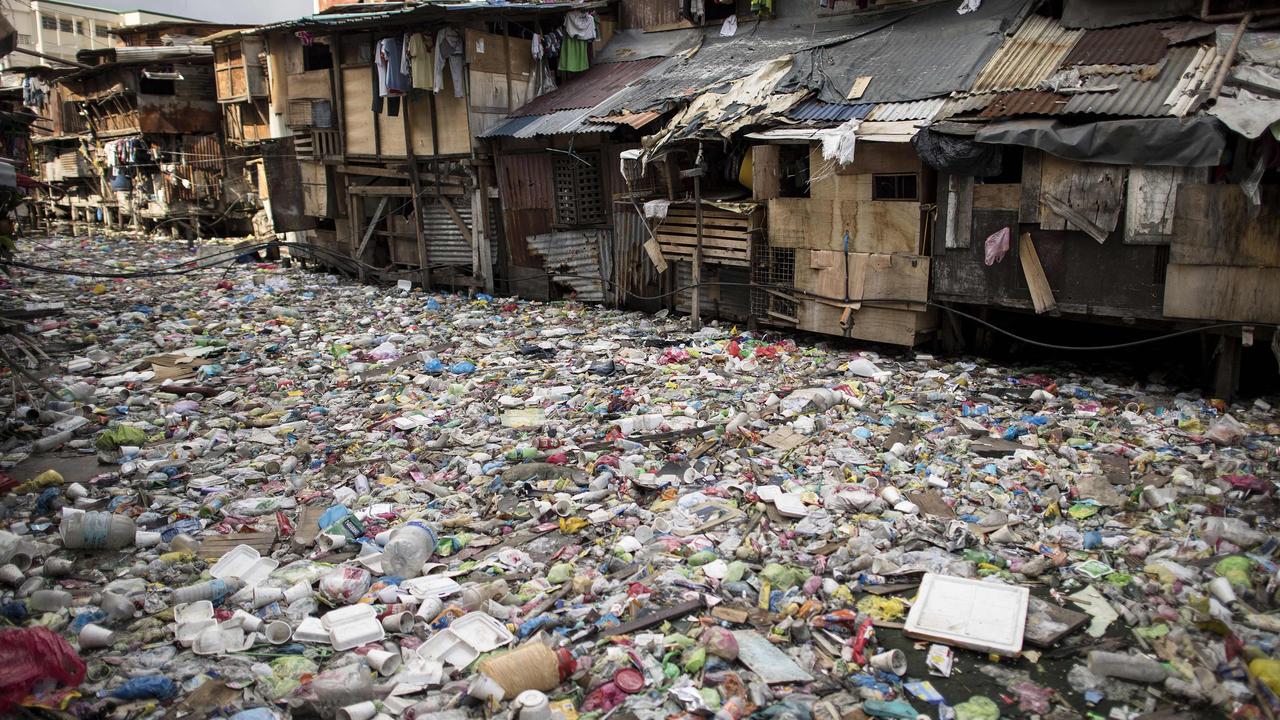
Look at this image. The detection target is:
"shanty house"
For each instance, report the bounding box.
[921,0,1280,393]
[255,1,618,290]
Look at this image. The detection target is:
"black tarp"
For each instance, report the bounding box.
[1061,0,1200,29]
[774,0,1032,106]
[971,117,1227,167]
[913,128,1004,176]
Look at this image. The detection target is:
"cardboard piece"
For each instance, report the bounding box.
[903,573,1029,656]
[1024,595,1090,647]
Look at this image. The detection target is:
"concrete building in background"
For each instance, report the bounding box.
[0,0,204,83]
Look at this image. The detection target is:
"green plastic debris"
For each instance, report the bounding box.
[953,695,1001,720]
[760,562,806,589]
[862,699,920,719]
[1215,555,1255,587]
[687,550,717,566]
[547,562,576,584]
[95,423,149,451]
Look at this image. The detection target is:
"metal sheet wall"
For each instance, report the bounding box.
[527,228,610,303]
[612,207,659,308]
[420,197,499,272]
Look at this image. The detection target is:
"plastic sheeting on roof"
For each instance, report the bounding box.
[973,116,1226,167]
[1061,0,1200,30]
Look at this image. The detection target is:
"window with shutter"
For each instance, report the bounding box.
[553,152,604,227]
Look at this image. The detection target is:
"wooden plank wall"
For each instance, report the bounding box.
[1163,183,1280,324]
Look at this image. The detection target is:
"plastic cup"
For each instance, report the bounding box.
[265,620,292,645]
[870,648,907,675]
[415,596,443,622]
[284,581,312,605]
[65,482,88,499]
[880,486,903,505]
[318,533,347,551]
[366,648,402,676]
[79,623,116,649]
[253,587,285,608]
[232,609,264,632]
[382,611,414,634]
[135,530,163,547]
[514,690,552,720]
[337,701,377,720]
[1209,576,1237,604]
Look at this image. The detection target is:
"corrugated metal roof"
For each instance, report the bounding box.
[1060,44,1198,116]
[865,97,945,121]
[978,89,1068,118]
[1060,23,1170,67]
[970,44,1208,120]
[256,0,609,32]
[971,14,1084,92]
[937,91,1000,118]
[786,101,875,122]
[590,111,662,129]
[480,108,618,138]
[1166,44,1219,117]
[513,58,665,117]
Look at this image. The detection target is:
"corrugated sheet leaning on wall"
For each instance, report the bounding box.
[527,228,611,303]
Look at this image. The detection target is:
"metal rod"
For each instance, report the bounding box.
[9,47,93,70]
[1209,13,1252,103]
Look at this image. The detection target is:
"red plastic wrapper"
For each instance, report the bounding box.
[0,627,86,711]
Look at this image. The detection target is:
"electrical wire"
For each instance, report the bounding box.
[7,247,1272,353]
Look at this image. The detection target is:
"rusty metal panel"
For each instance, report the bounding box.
[978,89,1069,118]
[527,229,610,303]
[612,207,658,307]
[504,208,553,267]
[263,138,315,233]
[1060,45,1198,117]
[137,97,221,134]
[513,58,664,117]
[496,153,553,210]
[621,0,682,31]
[972,14,1084,92]
[1060,23,1170,67]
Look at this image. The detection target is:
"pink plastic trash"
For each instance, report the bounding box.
[0,627,86,711]
[984,226,1011,266]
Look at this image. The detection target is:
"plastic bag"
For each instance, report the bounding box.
[0,627,86,711]
[984,226,1010,266]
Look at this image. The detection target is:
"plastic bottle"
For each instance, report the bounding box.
[33,431,75,453]
[1202,517,1266,548]
[380,521,437,578]
[1087,650,1169,683]
[61,511,136,550]
[172,577,245,604]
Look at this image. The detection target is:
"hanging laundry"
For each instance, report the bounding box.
[22,77,49,110]
[376,37,409,96]
[563,10,598,41]
[434,27,465,98]
[404,32,434,91]
[558,37,589,73]
[531,30,558,95]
